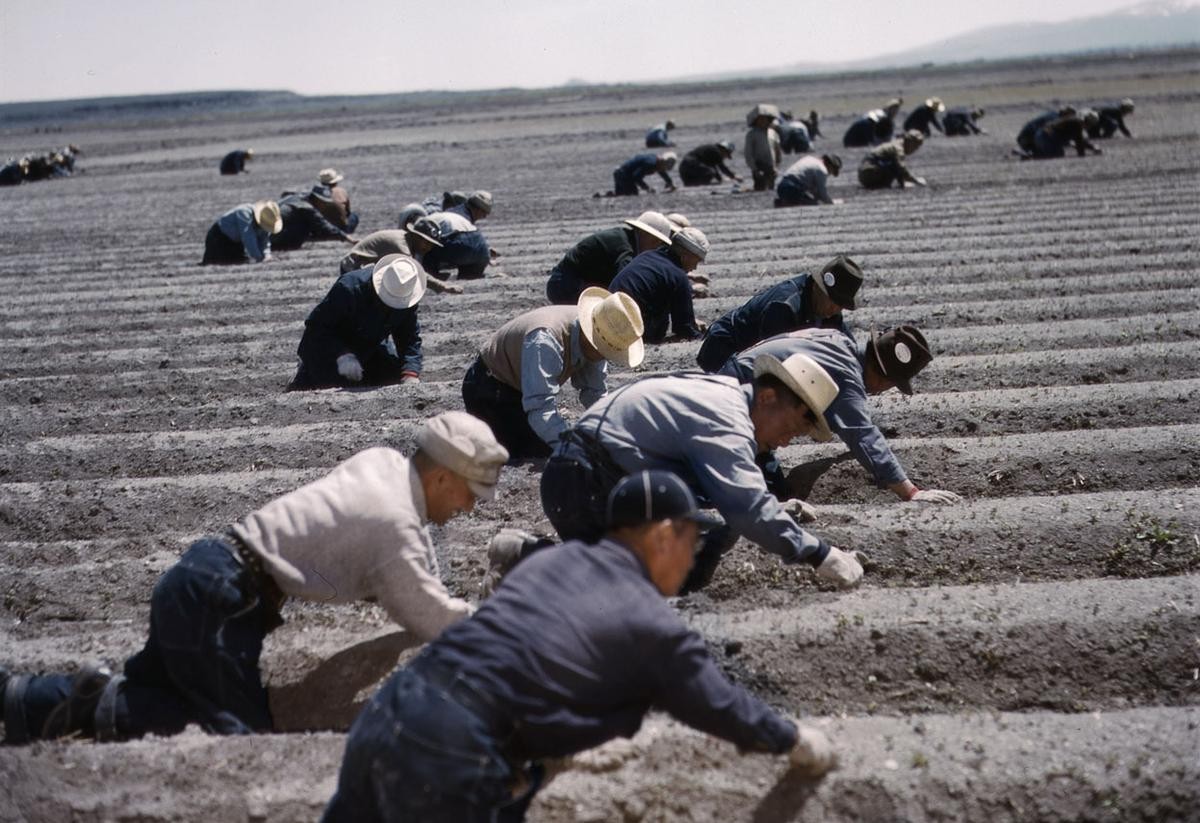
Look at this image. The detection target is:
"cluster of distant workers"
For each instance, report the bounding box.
[600,95,1136,207]
[0,144,82,186]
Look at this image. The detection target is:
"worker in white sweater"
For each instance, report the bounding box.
[0,411,508,745]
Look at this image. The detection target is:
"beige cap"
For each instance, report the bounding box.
[752,353,838,442]
[415,411,509,500]
[671,226,709,261]
[577,287,645,368]
[623,211,672,244]
[665,212,690,232]
[371,254,427,309]
[467,190,493,214]
[252,200,282,234]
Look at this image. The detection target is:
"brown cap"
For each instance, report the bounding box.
[868,325,932,395]
[415,412,508,499]
[814,255,862,310]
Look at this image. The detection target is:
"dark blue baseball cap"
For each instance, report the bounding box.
[607,471,722,530]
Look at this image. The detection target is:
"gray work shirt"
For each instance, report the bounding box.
[575,373,830,565]
[722,328,908,487]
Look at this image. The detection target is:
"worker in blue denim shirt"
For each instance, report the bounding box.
[201,200,281,264]
[720,326,962,505]
[604,151,677,196]
[609,227,707,344]
[645,119,676,147]
[288,255,426,390]
[322,470,839,823]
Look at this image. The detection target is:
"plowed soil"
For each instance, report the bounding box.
[1,49,1198,822]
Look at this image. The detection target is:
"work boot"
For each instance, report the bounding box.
[2,666,33,745]
[40,665,112,740]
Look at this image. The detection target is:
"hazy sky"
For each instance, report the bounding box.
[0,0,1163,103]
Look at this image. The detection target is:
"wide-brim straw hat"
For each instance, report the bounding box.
[318,168,344,185]
[371,254,427,309]
[623,211,672,244]
[926,97,945,112]
[752,353,837,442]
[578,287,645,369]
[252,200,283,234]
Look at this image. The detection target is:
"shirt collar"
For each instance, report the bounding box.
[407,459,429,525]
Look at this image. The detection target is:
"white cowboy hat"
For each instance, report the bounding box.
[623,211,672,244]
[318,168,344,185]
[577,287,645,369]
[371,254,427,309]
[252,200,282,234]
[752,352,838,442]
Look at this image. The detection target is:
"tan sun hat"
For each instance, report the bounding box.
[665,212,690,232]
[252,200,283,234]
[623,211,672,244]
[371,254,427,309]
[752,352,838,442]
[577,287,645,369]
[415,411,508,500]
[926,97,945,112]
[318,168,344,185]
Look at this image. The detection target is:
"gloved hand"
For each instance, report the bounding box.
[910,488,962,504]
[481,528,537,598]
[787,724,837,776]
[336,353,363,383]
[782,498,818,523]
[913,176,928,187]
[815,546,865,588]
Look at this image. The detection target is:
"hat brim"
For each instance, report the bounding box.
[371,254,427,309]
[467,480,497,501]
[752,355,835,442]
[322,175,344,185]
[252,203,283,234]
[868,329,914,396]
[406,225,444,247]
[623,219,670,245]
[578,288,645,369]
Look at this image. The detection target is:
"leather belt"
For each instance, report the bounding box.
[222,531,287,615]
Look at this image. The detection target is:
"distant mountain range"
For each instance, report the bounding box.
[679,0,1200,82]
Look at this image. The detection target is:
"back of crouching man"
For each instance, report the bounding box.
[322,470,837,822]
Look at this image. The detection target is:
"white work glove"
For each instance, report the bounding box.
[782,498,818,523]
[913,176,928,187]
[787,725,837,777]
[336,353,363,383]
[910,489,962,504]
[815,546,865,588]
[481,528,537,598]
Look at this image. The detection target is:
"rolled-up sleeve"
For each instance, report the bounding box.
[521,329,570,445]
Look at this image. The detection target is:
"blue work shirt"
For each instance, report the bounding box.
[296,268,422,382]
[609,247,701,343]
[572,372,830,565]
[615,153,672,191]
[703,274,849,367]
[427,538,798,760]
[216,204,270,262]
[521,322,608,446]
[644,125,673,147]
[721,328,907,488]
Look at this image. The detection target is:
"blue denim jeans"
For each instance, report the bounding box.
[323,658,536,822]
[423,231,491,279]
[12,538,275,741]
[776,174,820,206]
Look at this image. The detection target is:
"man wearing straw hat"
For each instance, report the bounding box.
[903,98,946,137]
[858,130,928,189]
[720,326,962,505]
[544,211,673,304]
[541,352,867,592]
[200,199,282,264]
[462,288,645,460]
[288,254,428,390]
[271,186,357,251]
[608,226,709,343]
[0,411,508,745]
[219,147,255,175]
[313,168,359,232]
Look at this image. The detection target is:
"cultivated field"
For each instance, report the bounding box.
[1,50,1198,822]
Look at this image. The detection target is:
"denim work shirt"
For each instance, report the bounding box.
[609,247,701,343]
[522,322,608,446]
[216,204,270,262]
[704,274,849,362]
[572,373,830,565]
[426,538,799,760]
[721,328,907,487]
[297,268,422,377]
